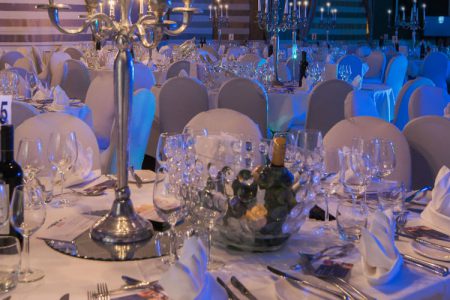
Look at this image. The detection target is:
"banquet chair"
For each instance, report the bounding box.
[217,78,268,137]
[31,46,44,75]
[403,116,450,189]
[356,45,372,58]
[393,77,435,130]
[324,116,412,188]
[421,52,448,91]
[159,77,208,133]
[364,50,386,84]
[383,54,408,100]
[60,59,91,100]
[336,55,364,81]
[133,62,156,91]
[238,53,262,65]
[46,51,71,87]
[0,51,24,70]
[13,57,36,74]
[15,47,31,57]
[166,60,190,80]
[344,90,380,119]
[15,112,101,171]
[109,89,156,173]
[409,86,450,120]
[63,47,83,60]
[11,101,39,128]
[305,79,353,136]
[185,108,263,141]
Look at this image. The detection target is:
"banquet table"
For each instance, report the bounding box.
[8,175,450,300]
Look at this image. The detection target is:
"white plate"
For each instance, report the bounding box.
[129,169,156,183]
[411,240,450,262]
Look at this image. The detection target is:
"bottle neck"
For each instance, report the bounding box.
[1,150,14,162]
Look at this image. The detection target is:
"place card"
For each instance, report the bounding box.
[0,95,12,125]
[37,215,98,243]
[315,260,353,280]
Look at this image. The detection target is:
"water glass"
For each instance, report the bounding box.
[377,181,405,215]
[0,236,21,293]
[17,138,45,186]
[336,200,368,242]
[372,138,396,179]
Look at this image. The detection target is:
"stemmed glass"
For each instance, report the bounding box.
[47,132,78,208]
[17,138,45,187]
[0,181,7,227]
[372,138,396,180]
[9,185,46,282]
[350,138,378,204]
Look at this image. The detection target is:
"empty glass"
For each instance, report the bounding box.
[336,200,368,242]
[372,138,396,180]
[0,236,21,293]
[377,181,405,216]
[17,138,45,187]
[350,138,378,203]
[10,185,46,282]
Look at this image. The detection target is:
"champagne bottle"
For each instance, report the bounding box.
[0,125,23,244]
[299,51,308,87]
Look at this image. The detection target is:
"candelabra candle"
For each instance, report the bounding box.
[99,2,103,13]
[297,1,301,18]
[289,2,293,16]
[326,2,331,14]
[265,0,268,13]
[401,6,405,21]
[258,0,261,12]
[284,0,289,14]
[320,7,324,20]
[220,4,223,17]
[209,4,212,18]
[225,4,228,18]
[108,0,115,17]
[214,5,217,18]
[303,1,308,18]
[422,3,426,22]
[139,0,143,15]
[387,9,392,27]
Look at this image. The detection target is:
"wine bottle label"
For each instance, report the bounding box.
[0,183,9,235]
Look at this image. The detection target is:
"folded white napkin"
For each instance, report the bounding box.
[32,83,52,101]
[178,69,189,77]
[352,75,362,90]
[64,143,94,187]
[360,210,403,285]
[52,85,70,109]
[421,166,450,234]
[4,63,12,69]
[159,237,227,300]
[444,103,450,118]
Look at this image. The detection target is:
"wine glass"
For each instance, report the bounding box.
[17,138,45,187]
[153,167,187,265]
[0,181,7,227]
[350,138,377,204]
[9,185,46,282]
[47,132,78,208]
[372,138,396,180]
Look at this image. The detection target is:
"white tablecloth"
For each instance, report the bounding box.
[361,83,396,122]
[8,176,450,299]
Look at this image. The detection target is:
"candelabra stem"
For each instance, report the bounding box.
[218,28,222,48]
[412,30,416,48]
[292,30,297,81]
[326,29,329,44]
[272,32,283,86]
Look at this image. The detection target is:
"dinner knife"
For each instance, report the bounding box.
[397,232,450,254]
[230,276,257,300]
[216,277,241,300]
[129,166,143,188]
[402,254,449,277]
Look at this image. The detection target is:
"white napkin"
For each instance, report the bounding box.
[32,83,52,101]
[444,103,450,118]
[178,69,189,77]
[64,142,94,187]
[421,166,450,234]
[352,75,362,90]
[360,210,403,285]
[52,85,70,109]
[159,237,227,300]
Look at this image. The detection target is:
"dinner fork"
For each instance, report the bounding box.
[87,290,95,300]
[97,282,110,300]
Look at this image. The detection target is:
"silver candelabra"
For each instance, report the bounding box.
[319,2,337,44]
[208,1,229,47]
[388,0,426,47]
[38,0,199,244]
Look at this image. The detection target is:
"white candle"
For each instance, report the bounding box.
[284,0,289,14]
[214,6,217,18]
[401,6,405,21]
[220,4,223,17]
[326,2,331,14]
[293,0,296,13]
[422,3,426,22]
[258,0,261,12]
[99,2,103,13]
[297,1,302,18]
[334,8,337,20]
[304,1,308,18]
[388,9,392,25]
[209,4,212,18]
[265,0,268,13]
[289,2,293,15]
[225,4,229,18]
[320,7,324,20]
[139,0,143,14]
[109,0,115,17]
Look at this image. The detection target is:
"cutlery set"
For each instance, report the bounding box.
[216,276,258,300]
[87,277,159,300]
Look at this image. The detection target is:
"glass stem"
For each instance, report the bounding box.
[59,171,65,195]
[324,194,330,226]
[169,226,177,263]
[22,235,31,274]
[207,224,213,266]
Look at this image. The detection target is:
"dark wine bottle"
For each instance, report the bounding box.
[268,44,274,57]
[420,40,425,59]
[379,36,384,48]
[95,40,102,51]
[0,125,23,245]
[299,51,308,87]
[395,42,400,52]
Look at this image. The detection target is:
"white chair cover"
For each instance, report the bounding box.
[393,77,435,130]
[238,53,262,64]
[356,45,372,58]
[403,116,450,189]
[409,86,450,120]
[63,47,83,60]
[159,77,209,133]
[364,50,386,83]
[399,45,409,57]
[13,57,36,74]
[324,116,412,188]
[15,47,31,57]
[421,52,449,90]
[344,90,380,118]
[49,51,71,87]
[166,60,190,80]
[217,78,268,137]
[31,46,44,75]
[336,54,364,81]
[185,108,262,141]
[305,79,353,135]
[11,101,39,128]
[15,112,101,171]
[60,59,91,101]
[133,62,155,91]
[109,89,156,173]
[0,51,24,69]
[383,54,408,100]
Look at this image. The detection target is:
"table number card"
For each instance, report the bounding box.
[0,95,12,125]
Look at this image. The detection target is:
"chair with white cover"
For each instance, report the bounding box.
[409,86,450,120]
[383,54,408,100]
[324,116,412,188]
[336,54,363,81]
[364,50,386,84]
[49,51,71,87]
[421,52,448,90]
[63,47,83,60]
[356,45,372,58]
[159,77,209,133]
[0,51,24,69]
[238,53,262,64]
[133,62,156,91]
[15,112,101,171]
[227,46,246,59]
[13,57,36,74]
[166,60,190,79]
[217,78,268,137]
[185,108,262,141]
[403,116,450,189]
[60,59,91,100]
[393,77,435,130]
[11,101,39,128]
[109,89,156,173]
[305,79,353,135]
[344,90,380,118]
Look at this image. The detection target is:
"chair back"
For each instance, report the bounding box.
[422,52,448,90]
[0,51,24,69]
[50,51,71,87]
[356,45,372,58]
[344,90,379,118]
[13,57,36,74]
[11,101,39,128]
[336,54,363,81]
[409,86,450,120]
[133,62,155,91]
[60,59,91,100]
[305,79,353,135]
[159,77,209,133]
[63,47,83,60]
[403,116,450,189]
[393,77,435,130]
[324,116,412,188]
[364,50,386,81]
[383,54,408,99]
[166,60,190,80]
[217,78,268,137]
